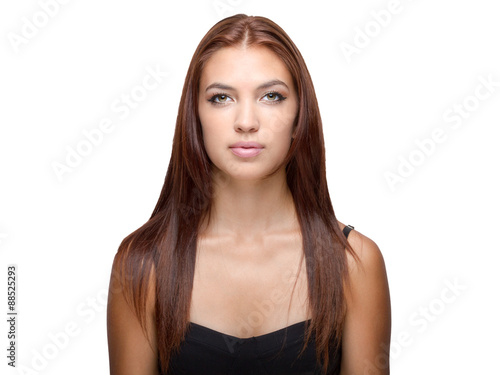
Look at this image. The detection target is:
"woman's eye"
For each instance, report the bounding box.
[209,94,231,104]
[262,92,286,102]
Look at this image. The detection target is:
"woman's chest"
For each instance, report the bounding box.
[190,231,310,338]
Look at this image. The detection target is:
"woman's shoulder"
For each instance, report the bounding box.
[109,231,157,314]
[337,222,391,373]
[338,221,387,280]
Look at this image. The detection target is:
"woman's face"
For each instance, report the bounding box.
[198,45,299,182]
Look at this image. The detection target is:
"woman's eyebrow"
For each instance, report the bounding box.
[204,79,289,92]
[257,79,289,91]
[205,82,234,92]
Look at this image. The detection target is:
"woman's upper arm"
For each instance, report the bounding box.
[340,231,391,375]
[107,257,159,375]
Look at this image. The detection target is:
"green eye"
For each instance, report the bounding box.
[263,92,286,102]
[208,93,231,105]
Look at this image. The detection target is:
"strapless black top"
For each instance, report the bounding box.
[163,225,355,375]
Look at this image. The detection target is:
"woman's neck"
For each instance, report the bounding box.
[201,167,297,238]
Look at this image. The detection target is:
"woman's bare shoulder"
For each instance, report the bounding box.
[338,222,391,374]
[338,222,386,276]
[107,251,159,375]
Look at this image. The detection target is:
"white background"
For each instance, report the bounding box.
[1,0,499,374]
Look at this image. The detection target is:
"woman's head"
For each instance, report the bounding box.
[174,14,325,198]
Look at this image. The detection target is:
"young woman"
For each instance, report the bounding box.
[107,14,391,375]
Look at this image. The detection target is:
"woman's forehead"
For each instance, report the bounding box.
[199,45,293,91]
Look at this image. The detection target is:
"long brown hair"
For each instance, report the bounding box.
[112,14,357,374]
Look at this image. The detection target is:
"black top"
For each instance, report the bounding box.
[165,225,355,375]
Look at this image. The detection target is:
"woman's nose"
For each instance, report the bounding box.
[234,100,260,133]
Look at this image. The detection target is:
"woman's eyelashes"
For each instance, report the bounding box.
[208,92,232,105]
[207,91,287,106]
[262,91,287,103]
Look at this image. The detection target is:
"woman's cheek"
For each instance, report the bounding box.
[259,115,294,149]
[203,132,221,164]
[267,110,294,134]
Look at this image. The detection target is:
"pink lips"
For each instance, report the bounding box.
[229,141,264,158]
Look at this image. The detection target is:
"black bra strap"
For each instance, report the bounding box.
[343,224,354,239]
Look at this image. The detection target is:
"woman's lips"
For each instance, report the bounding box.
[230,147,263,158]
[229,142,264,158]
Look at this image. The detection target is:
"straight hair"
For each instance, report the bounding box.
[112,14,357,375]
